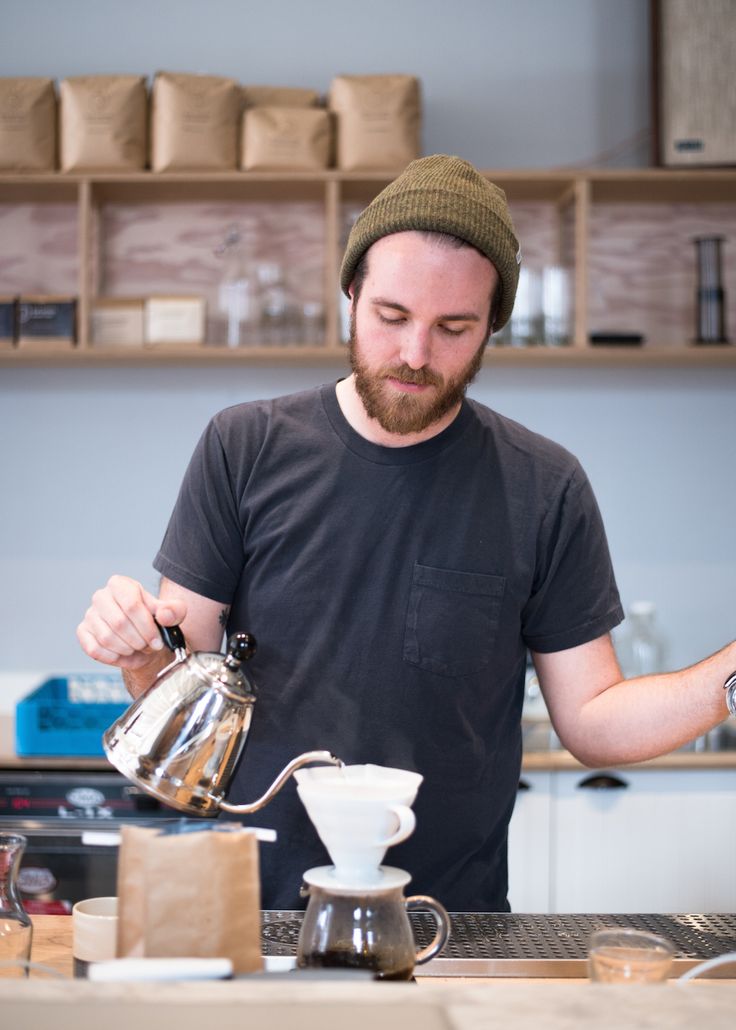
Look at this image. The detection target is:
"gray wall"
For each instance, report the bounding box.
[1,1,734,693]
[0,0,651,168]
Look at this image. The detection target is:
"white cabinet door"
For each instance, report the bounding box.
[507,771,552,912]
[551,768,736,913]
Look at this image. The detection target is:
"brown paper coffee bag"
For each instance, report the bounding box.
[242,85,321,109]
[328,74,421,171]
[0,77,56,171]
[242,106,331,170]
[59,75,147,172]
[116,824,154,958]
[117,824,262,974]
[151,71,240,171]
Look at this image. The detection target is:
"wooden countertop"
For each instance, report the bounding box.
[3,713,736,772]
[3,916,734,1030]
[522,749,736,771]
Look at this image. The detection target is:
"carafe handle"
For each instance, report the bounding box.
[406,895,451,966]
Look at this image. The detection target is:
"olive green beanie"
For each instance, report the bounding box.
[340,154,521,330]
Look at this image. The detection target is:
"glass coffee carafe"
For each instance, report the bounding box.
[293,765,450,979]
[297,866,450,980]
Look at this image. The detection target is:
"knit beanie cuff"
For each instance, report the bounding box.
[340,155,521,330]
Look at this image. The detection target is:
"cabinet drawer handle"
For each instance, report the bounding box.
[577,773,628,790]
[517,779,531,792]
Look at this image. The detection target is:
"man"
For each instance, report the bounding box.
[78,155,735,912]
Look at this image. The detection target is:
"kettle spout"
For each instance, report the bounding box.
[218,750,343,815]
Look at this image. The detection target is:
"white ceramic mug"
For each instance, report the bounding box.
[72,896,118,977]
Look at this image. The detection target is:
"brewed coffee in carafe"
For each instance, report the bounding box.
[293,764,450,979]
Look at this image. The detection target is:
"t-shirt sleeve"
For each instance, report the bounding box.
[153,417,245,603]
[522,462,624,653]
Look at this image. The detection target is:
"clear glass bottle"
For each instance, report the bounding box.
[0,833,33,978]
[616,601,666,678]
[257,261,299,345]
[215,226,260,348]
[510,267,543,346]
[301,300,325,346]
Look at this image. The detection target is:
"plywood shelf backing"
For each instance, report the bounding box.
[0,168,734,366]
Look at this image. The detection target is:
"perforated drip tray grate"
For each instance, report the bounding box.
[261,911,736,977]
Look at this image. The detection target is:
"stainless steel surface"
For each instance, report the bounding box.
[260,911,736,978]
[725,671,736,719]
[217,751,344,815]
[104,634,342,816]
[104,650,257,815]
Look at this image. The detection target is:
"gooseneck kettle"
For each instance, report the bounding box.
[103,624,341,815]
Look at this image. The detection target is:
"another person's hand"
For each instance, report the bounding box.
[77,574,186,671]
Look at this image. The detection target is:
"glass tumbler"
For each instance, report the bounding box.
[588,927,674,983]
[0,833,33,978]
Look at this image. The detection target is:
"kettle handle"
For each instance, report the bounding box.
[155,620,187,654]
[155,622,257,666]
[406,895,451,966]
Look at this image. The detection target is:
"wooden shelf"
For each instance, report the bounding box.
[1,167,734,369]
[2,343,734,368]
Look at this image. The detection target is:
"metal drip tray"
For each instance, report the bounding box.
[261,911,736,977]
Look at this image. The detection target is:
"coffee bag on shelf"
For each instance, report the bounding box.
[59,75,148,172]
[242,106,331,171]
[241,85,321,109]
[328,74,421,170]
[151,71,240,172]
[0,77,57,171]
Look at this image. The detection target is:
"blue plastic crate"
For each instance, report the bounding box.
[15,674,130,757]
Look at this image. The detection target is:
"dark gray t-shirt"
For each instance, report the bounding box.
[154,383,623,911]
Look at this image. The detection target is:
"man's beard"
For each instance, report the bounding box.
[348,309,485,436]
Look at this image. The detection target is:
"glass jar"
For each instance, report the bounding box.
[257,261,299,345]
[296,866,449,981]
[0,833,33,978]
[616,600,666,677]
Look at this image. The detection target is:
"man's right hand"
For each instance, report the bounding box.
[77,574,187,672]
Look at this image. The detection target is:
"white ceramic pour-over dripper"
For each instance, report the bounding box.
[295,764,423,886]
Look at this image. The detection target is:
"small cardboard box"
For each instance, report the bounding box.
[144,295,206,346]
[91,297,145,347]
[0,297,16,348]
[17,295,76,349]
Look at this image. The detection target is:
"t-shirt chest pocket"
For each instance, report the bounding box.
[403,562,506,678]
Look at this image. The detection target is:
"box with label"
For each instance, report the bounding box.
[144,295,206,346]
[15,674,129,757]
[0,297,16,348]
[17,296,77,349]
[91,298,145,347]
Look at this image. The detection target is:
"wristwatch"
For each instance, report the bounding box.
[725,670,736,718]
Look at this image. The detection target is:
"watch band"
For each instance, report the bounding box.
[725,670,736,718]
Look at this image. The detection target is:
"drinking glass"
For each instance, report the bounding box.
[588,927,674,983]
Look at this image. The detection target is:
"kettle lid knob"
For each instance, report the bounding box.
[226,632,257,665]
